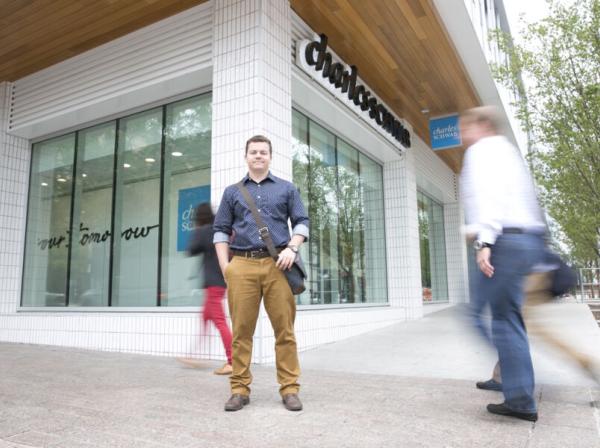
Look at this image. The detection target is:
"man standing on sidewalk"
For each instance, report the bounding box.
[460,106,547,422]
[213,135,309,412]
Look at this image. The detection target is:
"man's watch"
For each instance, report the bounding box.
[287,244,298,253]
[473,240,493,251]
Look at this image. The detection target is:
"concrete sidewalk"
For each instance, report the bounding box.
[1,305,599,448]
[299,302,600,387]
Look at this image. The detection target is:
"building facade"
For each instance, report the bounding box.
[0,0,522,363]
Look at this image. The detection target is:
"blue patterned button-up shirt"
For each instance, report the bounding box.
[213,172,309,250]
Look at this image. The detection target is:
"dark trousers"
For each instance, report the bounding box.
[470,233,545,413]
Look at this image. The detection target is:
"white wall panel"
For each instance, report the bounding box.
[0,83,30,316]
[413,136,457,204]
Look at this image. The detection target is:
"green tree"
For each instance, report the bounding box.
[491,0,600,268]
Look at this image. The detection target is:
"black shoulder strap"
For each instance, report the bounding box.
[235,181,279,260]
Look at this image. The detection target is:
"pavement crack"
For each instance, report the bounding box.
[589,388,600,438]
[522,387,542,448]
[523,424,535,448]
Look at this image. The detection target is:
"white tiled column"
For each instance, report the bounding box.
[444,197,470,304]
[384,149,423,320]
[210,0,292,362]
[210,0,292,209]
[0,82,30,316]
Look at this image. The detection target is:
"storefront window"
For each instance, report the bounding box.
[418,191,449,302]
[292,109,388,305]
[161,96,212,306]
[111,109,163,307]
[22,93,212,307]
[22,134,76,306]
[360,153,387,302]
[69,123,115,306]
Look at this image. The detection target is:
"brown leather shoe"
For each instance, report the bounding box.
[224,394,249,412]
[282,393,303,411]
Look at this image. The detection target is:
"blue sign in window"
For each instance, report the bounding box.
[429,115,461,150]
[177,185,210,252]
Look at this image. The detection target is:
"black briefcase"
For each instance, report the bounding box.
[545,250,577,297]
[284,252,307,295]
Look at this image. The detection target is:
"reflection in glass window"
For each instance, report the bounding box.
[418,191,449,302]
[161,95,212,306]
[23,134,76,306]
[111,109,163,307]
[360,154,387,303]
[308,122,340,304]
[69,123,115,306]
[337,140,363,304]
[292,109,388,305]
[291,110,311,305]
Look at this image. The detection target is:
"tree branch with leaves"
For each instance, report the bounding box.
[491,0,600,266]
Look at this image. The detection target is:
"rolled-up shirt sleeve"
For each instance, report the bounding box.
[213,187,234,244]
[288,186,309,240]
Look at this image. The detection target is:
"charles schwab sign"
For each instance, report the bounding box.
[297,34,411,150]
[429,114,461,150]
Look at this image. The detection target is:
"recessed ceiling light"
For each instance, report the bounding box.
[123,163,131,168]
[57,178,67,183]
[41,182,48,187]
[172,151,183,157]
[145,158,156,163]
[82,173,87,178]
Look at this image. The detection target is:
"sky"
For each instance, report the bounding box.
[503,0,550,41]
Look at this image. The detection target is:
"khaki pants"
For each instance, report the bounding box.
[224,256,300,397]
[492,272,594,382]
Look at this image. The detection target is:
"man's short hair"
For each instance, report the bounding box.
[245,135,272,155]
[461,106,501,133]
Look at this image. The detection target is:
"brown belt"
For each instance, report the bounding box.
[231,247,284,259]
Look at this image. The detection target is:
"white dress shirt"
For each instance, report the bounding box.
[460,135,545,244]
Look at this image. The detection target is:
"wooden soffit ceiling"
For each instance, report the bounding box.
[0,0,207,82]
[290,0,481,172]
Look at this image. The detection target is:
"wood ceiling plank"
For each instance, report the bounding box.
[378,3,464,112]
[324,1,399,70]
[67,0,206,54]
[0,0,38,27]
[329,3,425,112]
[349,4,438,123]
[1,1,141,54]
[391,0,427,40]
[417,0,480,107]
[0,0,81,43]
[374,15,430,97]
[0,0,206,81]
[356,2,424,80]
[320,0,342,12]
[406,0,427,18]
[0,0,206,80]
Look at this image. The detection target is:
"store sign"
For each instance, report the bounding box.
[429,115,461,150]
[177,185,210,252]
[296,34,411,150]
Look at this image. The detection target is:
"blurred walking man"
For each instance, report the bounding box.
[213,135,309,412]
[460,106,546,422]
